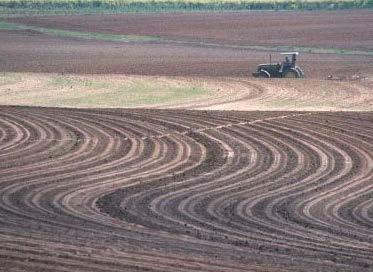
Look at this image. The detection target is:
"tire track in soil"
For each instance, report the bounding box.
[0,106,372,272]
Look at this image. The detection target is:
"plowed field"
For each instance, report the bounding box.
[1,9,373,272]
[1,106,372,272]
[1,10,373,78]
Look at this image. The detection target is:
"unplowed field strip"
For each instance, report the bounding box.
[0,106,372,272]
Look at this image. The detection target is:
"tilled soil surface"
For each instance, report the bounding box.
[7,10,373,50]
[1,106,372,272]
[1,10,373,78]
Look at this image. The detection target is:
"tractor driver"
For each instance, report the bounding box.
[279,56,291,73]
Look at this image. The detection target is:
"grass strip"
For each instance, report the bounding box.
[0,21,159,42]
[0,0,372,15]
[185,42,373,56]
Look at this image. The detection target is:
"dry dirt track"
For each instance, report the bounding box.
[1,106,372,272]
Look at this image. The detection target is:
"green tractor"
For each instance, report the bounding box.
[252,52,304,78]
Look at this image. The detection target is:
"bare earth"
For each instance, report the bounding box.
[1,10,373,78]
[7,10,373,50]
[0,10,372,272]
[1,106,372,272]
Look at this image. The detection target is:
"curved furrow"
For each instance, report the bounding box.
[239,119,373,260]
[0,112,45,158]
[247,118,373,266]
[273,117,373,235]
[0,114,27,152]
[1,106,372,272]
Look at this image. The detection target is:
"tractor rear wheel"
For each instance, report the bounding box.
[283,69,300,78]
[295,67,305,78]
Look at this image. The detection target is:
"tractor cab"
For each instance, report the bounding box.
[281,52,296,68]
[252,52,304,78]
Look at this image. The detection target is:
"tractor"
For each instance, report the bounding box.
[252,52,304,78]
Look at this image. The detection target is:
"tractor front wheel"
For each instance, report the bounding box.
[259,69,271,78]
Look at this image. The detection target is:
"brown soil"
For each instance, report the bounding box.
[7,10,373,51]
[0,106,372,272]
[1,10,373,272]
[1,10,373,78]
